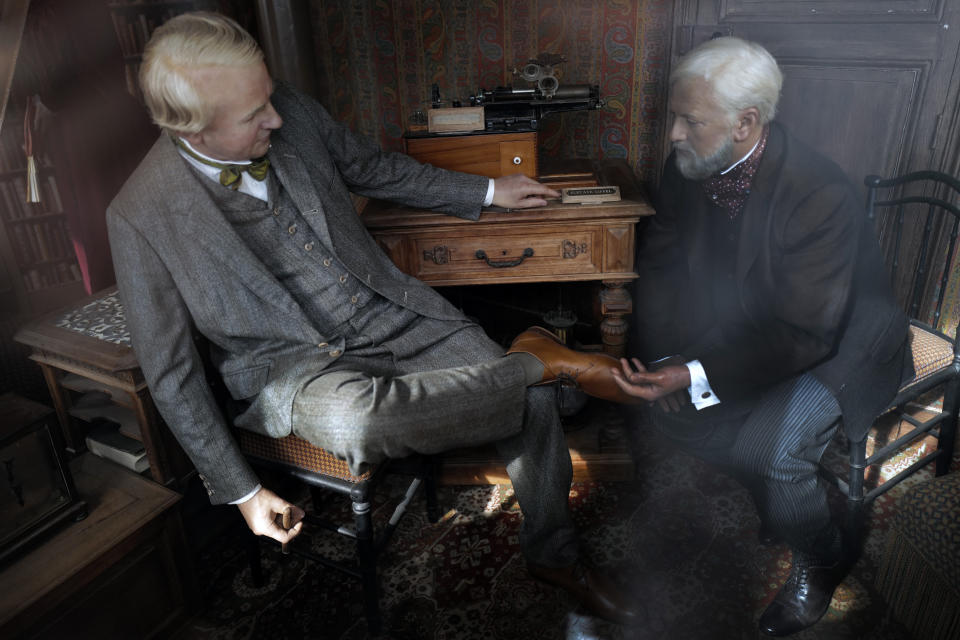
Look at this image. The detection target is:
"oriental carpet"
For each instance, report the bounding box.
[173,402,955,640]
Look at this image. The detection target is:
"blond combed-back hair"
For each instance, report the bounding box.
[140,11,263,135]
[671,37,783,126]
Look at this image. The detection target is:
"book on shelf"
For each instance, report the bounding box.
[85,417,150,473]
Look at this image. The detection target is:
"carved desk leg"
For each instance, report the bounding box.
[597,280,633,453]
[598,280,632,358]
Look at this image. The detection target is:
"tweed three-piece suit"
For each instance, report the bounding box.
[107,84,578,566]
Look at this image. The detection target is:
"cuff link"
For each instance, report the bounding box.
[701,392,712,399]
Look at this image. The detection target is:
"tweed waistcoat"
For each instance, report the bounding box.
[206,170,471,359]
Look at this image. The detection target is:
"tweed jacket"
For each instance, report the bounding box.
[107,84,490,503]
[633,122,913,441]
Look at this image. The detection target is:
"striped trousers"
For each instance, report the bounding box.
[648,372,843,556]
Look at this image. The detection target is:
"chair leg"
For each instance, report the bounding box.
[844,437,868,557]
[353,498,381,634]
[937,380,960,476]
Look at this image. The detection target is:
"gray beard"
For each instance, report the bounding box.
[674,136,735,181]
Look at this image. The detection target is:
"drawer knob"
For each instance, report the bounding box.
[513,156,522,165]
[475,247,534,268]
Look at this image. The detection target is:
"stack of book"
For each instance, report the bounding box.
[84,418,149,474]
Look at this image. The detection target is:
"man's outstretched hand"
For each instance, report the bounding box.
[611,356,692,412]
[237,486,305,543]
[492,174,561,209]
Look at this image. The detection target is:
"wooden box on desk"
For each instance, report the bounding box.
[404,131,538,179]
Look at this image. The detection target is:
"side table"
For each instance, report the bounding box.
[14,290,192,488]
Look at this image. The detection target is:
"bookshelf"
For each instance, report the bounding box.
[107,0,201,101]
[0,122,83,313]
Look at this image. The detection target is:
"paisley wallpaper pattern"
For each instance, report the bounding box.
[308,0,672,184]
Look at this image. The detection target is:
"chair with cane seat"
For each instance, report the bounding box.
[196,331,440,634]
[235,427,440,635]
[819,170,960,544]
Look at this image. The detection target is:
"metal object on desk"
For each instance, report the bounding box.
[561,186,621,205]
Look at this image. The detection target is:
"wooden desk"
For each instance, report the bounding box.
[364,160,653,481]
[0,454,196,639]
[14,292,193,488]
[361,160,654,356]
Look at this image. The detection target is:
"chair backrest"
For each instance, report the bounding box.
[865,171,960,338]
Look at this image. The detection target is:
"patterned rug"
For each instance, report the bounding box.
[173,403,957,640]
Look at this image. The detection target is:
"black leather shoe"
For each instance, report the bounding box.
[758,552,849,636]
[528,561,643,625]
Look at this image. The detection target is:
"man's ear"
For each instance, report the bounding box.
[732,107,760,143]
[182,130,205,147]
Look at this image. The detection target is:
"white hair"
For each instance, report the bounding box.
[140,12,263,135]
[671,37,783,125]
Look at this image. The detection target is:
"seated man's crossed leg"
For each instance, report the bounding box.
[292,324,642,625]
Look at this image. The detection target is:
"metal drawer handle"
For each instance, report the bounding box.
[513,156,522,165]
[475,247,534,268]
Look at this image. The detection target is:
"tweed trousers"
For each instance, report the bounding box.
[648,372,843,556]
[292,325,579,567]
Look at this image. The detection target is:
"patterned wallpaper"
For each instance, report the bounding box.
[308,0,672,184]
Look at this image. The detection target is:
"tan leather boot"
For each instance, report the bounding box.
[507,326,641,404]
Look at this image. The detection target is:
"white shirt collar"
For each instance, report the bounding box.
[175,137,268,202]
[720,136,762,176]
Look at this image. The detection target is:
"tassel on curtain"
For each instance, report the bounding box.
[23,94,40,204]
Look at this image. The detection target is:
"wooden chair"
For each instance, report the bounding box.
[199,345,439,634]
[236,428,440,635]
[820,171,960,545]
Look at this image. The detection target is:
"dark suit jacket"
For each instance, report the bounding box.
[633,122,912,441]
[107,84,493,503]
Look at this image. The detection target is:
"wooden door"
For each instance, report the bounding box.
[669,0,960,310]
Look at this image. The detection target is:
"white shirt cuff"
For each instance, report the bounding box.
[230,484,262,505]
[686,360,720,410]
[483,179,495,206]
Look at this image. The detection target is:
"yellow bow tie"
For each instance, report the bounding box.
[174,137,270,190]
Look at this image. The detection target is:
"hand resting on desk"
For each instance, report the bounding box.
[492,174,561,209]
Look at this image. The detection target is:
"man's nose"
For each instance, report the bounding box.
[264,104,283,130]
[669,120,685,143]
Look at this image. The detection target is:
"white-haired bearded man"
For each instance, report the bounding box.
[612,37,914,636]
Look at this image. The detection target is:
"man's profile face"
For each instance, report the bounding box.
[668,77,735,181]
[183,61,282,161]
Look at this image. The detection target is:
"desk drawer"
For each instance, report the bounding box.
[376,223,608,284]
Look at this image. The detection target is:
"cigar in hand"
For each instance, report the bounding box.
[281,506,292,555]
